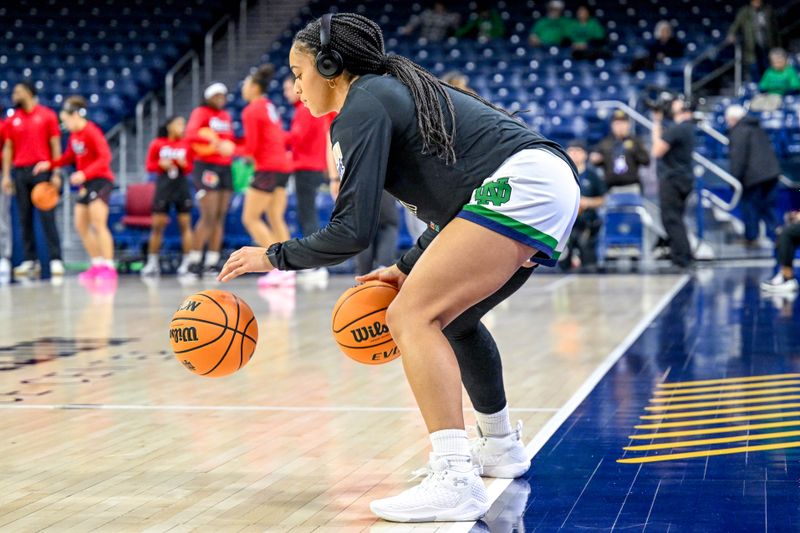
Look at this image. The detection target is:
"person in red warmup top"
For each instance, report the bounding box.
[34,95,117,283]
[141,116,194,277]
[184,82,236,276]
[237,64,295,287]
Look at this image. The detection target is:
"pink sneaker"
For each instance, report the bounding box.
[95,265,118,281]
[78,265,102,283]
[258,269,296,288]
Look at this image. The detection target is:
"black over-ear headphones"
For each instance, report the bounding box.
[316,13,344,79]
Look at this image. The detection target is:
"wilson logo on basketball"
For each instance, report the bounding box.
[350,322,389,343]
[178,300,202,312]
[182,359,196,371]
[170,326,199,343]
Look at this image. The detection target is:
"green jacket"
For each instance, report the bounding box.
[456,9,505,39]
[566,18,605,45]
[727,4,779,65]
[759,65,800,95]
[531,17,571,46]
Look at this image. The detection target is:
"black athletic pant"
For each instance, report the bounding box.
[13,166,62,262]
[445,266,535,414]
[294,171,326,237]
[777,222,800,268]
[659,176,693,267]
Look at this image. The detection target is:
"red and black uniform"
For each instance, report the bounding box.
[237,96,292,193]
[146,137,194,214]
[287,101,335,237]
[51,120,115,205]
[185,105,234,191]
[4,104,62,261]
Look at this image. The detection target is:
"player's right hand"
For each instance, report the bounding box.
[1,176,13,195]
[33,161,52,175]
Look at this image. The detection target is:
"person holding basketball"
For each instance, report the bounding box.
[184,83,236,276]
[34,96,116,282]
[218,13,579,522]
[141,116,194,277]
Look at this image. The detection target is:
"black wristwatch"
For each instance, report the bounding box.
[266,242,281,269]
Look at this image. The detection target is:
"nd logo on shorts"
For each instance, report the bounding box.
[473,177,512,207]
[201,170,220,188]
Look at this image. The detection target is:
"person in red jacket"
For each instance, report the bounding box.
[141,116,194,277]
[184,82,236,276]
[0,107,10,281]
[238,65,295,287]
[34,96,116,282]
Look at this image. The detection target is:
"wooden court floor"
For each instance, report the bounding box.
[0,272,683,532]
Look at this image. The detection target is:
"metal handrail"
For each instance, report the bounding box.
[204,14,236,85]
[135,92,159,171]
[166,50,200,117]
[684,42,742,100]
[780,174,800,188]
[595,100,743,211]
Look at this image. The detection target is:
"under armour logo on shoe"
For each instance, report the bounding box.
[452,477,469,487]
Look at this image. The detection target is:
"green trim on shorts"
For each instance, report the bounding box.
[462,204,559,249]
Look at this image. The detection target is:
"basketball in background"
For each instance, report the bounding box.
[170,290,258,377]
[31,182,59,211]
[331,281,400,365]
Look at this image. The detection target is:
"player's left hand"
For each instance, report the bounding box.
[217,246,274,282]
[70,171,86,185]
[356,264,407,289]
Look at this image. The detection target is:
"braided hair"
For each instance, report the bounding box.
[294,13,510,165]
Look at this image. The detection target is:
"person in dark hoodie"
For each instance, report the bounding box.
[725,104,781,245]
[590,110,650,192]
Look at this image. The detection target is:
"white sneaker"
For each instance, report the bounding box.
[298,267,330,289]
[471,421,530,478]
[13,260,40,278]
[370,455,488,522]
[0,258,10,283]
[49,259,64,277]
[176,258,191,276]
[140,260,160,277]
[761,273,799,294]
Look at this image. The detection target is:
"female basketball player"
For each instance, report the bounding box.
[141,116,194,277]
[236,65,295,287]
[185,83,236,276]
[218,13,579,522]
[34,96,117,282]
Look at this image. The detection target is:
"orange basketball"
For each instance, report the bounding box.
[31,182,59,211]
[331,281,400,365]
[191,126,219,157]
[170,290,258,377]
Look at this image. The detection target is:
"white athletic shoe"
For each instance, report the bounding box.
[13,260,40,278]
[176,257,192,276]
[760,273,799,294]
[370,456,488,522]
[471,421,530,478]
[0,258,10,284]
[49,259,64,277]
[140,260,160,277]
[298,267,329,289]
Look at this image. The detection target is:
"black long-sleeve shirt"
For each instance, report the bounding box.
[268,74,575,272]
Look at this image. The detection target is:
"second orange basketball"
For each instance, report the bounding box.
[31,182,59,211]
[331,280,400,365]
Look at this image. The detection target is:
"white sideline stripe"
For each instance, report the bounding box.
[449,275,690,533]
[0,404,559,413]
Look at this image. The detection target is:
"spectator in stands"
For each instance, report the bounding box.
[0,104,10,282]
[726,0,779,81]
[184,82,236,277]
[761,210,800,293]
[34,96,116,282]
[400,2,460,42]
[237,65,295,288]
[441,71,473,93]
[567,5,607,60]
[758,48,800,95]
[1,81,64,279]
[455,4,505,40]
[590,110,650,192]
[356,192,400,276]
[725,104,781,246]
[529,1,570,47]
[652,98,696,270]
[141,116,194,277]
[629,21,684,72]
[283,74,336,286]
[561,141,606,271]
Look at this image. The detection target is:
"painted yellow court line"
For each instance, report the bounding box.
[617,441,800,464]
[635,410,800,429]
[657,374,800,388]
[649,387,800,403]
[640,403,800,419]
[644,395,800,411]
[624,429,800,451]
[629,420,800,439]
[653,380,800,395]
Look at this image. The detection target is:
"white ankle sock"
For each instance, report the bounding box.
[475,404,513,438]
[179,254,191,265]
[188,250,202,264]
[146,254,158,265]
[430,429,471,465]
[91,257,103,266]
[205,250,220,266]
[103,259,115,268]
